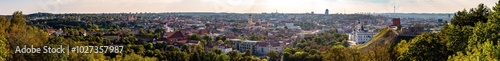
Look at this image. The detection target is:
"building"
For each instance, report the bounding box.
[127,15,137,21]
[247,15,254,26]
[156,31,191,48]
[325,9,329,14]
[218,44,233,54]
[438,19,444,26]
[392,18,401,26]
[198,29,210,35]
[231,39,259,53]
[254,41,284,55]
[285,23,301,29]
[230,39,288,55]
[354,21,377,44]
[354,32,377,44]
[164,23,174,32]
[46,29,64,36]
[400,26,425,36]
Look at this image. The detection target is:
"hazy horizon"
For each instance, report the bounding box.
[0,0,497,15]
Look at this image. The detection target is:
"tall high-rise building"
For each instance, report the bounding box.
[325,9,329,15]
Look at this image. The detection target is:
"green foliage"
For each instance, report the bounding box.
[467,21,500,49]
[267,50,280,61]
[6,11,50,61]
[249,34,266,41]
[448,41,500,61]
[294,22,317,30]
[244,50,252,56]
[283,47,322,61]
[393,1,500,61]
[295,29,347,51]
[0,16,10,34]
[10,11,26,26]
[137,29,159,38]
[0,37,7,61]
[446,1,500,60]
[190,34,202,40]
[438,24,473,53]
[322,45,352,61]
[395,33,448,61]
[165,51,190,61]
[450,4,490,26]
[227,50,241,61]
[117,53,157,61]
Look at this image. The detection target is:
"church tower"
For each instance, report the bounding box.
[247,15,254,26]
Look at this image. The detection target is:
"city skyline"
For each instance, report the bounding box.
[0,0,497,15]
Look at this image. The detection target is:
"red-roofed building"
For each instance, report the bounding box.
[198,29,210,35]
[46,29,56,35]
[156,31,191,47]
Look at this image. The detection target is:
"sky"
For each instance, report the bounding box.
[0,0,498,15]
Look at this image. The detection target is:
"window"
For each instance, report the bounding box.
[261,48,264,52]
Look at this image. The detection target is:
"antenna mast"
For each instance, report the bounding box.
[393,5,396,13]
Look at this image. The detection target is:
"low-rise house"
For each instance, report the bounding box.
[187,40,201,45]
[46,29,65,36]
[218,44,233,54]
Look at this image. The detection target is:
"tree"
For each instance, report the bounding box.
[190,34,202,40]
[451,4,490,27]
[322,45,353,61]
[437,24,473,53]
[471,4,490,23]
[165,51,190,61]
[202,35,210,41]
[119,53,157,61]
[249,34,266,41]
[244,50,252,56]
[0,37,7,61]
[395,33,448,61]
[212,47,223,54]
[227,50,240,60]
[204,52,217,61]
[0,16,10,34]
[10,11,26,26]
[447,1,500,60]
[7,11,49,61]
[267,50,280,61]
[448,41,499,60]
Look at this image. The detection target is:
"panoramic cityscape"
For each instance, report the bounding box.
[1,0,500,61]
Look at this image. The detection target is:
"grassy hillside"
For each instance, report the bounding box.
[352,27,400,50]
